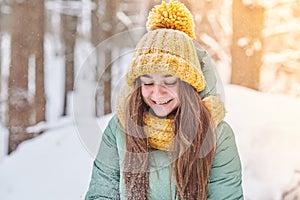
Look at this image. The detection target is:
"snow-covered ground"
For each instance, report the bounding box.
[0,84,300,200]
[225,85,300,200]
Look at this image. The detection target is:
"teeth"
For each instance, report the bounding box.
[155,100,169,105]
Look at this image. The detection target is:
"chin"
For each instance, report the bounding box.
[150,106,177,118]
[152,111,170,117]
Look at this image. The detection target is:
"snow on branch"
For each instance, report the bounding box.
[263,21,300,38]
[116,11,133,27]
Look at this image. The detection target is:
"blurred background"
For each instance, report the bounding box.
[0,0,300,199]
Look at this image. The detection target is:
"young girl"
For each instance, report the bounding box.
[85,1,243,199]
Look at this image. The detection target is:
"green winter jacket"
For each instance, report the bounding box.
[85,48,243,200]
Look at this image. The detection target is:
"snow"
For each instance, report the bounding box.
[224,85,300,199]
[1,84,300,199]
[0,117,93,200]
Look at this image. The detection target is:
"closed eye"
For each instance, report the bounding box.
[164,81,177,86]
[143,83,154,86]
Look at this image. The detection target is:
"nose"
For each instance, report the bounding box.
[152,84,166,97]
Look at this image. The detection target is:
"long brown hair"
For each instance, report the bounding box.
[124,79,215,200]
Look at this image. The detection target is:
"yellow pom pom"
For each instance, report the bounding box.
[146,0,196,39]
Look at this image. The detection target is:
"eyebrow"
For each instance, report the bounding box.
[141,74,173,78]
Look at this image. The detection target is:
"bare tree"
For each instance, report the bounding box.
[0,19,2,101]
[7,0,46,153]
[94,0,117,116]
[0,1,3,100]
[91,0,149,116]
[102,0,116,115]
[32,0,46,123]
[8,0,33,153]
[91,0,103,117]
[230,0,265,90]
[61,6,78,116]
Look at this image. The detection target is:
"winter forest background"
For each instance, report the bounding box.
[0,0,300,199]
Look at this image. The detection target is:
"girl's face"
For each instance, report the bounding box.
[140,73,180,117]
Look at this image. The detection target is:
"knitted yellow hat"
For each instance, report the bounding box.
[126,0,206,92]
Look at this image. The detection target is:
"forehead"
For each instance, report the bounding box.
[140,73,175,79]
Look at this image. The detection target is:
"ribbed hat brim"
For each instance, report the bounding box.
[126,52,206,92]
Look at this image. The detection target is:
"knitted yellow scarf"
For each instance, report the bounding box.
[143,112,175,151]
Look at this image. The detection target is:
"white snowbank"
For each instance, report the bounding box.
[225,84,300,200]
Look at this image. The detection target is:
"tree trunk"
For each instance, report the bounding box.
[32,0,46,123]
[231,0,264,90]
[91,0,103,117]
[61,12,78,116]
[0,22,2,99]
[103,48,112,115]
[94,0,116,116]
[91,0,101,46]
[8,0,33,153]
[102,0,117,115]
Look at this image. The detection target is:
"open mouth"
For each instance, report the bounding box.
[152,99,172,105]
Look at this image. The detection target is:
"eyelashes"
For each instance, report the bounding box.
[165,81,177,86]
[142,80,177,87]
[143,83,153,86]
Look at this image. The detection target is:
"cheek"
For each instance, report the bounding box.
[141,86,151,99]
[169,87,179,99]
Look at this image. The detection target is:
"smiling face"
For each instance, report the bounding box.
[140,73,180,117]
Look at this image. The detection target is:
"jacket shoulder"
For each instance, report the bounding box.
[208,121,244,199]
[216,121,235,145]
[213,121,241,166]
[100,114,123,146]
